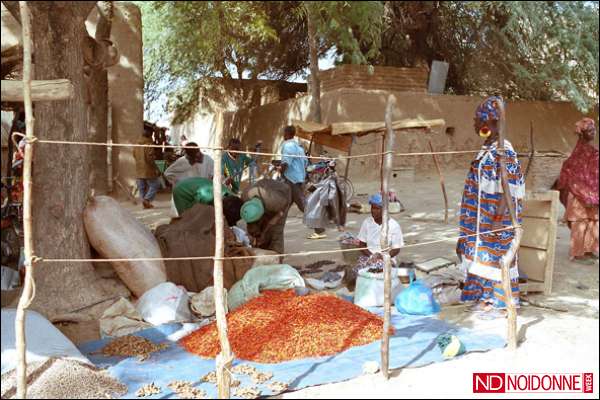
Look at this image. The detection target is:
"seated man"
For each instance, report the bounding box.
[348,193,404,287]
[240,179,292,254]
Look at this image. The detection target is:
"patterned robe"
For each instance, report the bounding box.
[457,140,525,308]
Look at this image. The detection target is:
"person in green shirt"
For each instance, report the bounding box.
[172,177,232,216]
[222,138,253,194]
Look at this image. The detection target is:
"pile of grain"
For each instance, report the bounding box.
[99,335,168,361]
[0,358,127,399]
[180,290,387,363]
[167,380,206,399]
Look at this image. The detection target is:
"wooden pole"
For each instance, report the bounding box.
[344,136,354,179]
[1,79,74,102]
[428,140,449,224]
[16,2,35,398]
[212,130,233,398]
[380,95,396,379]
[496,98,521,351]
[380,133,385,193]
[107,101,113,192]
[523,121,535,181]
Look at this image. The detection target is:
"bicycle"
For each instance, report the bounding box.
[268,156,355,202]
[306,157,354,203]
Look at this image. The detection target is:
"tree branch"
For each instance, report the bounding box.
[2,1,20,23]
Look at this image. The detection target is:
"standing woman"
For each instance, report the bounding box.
[555,118,599,264]
[456,96,525,318]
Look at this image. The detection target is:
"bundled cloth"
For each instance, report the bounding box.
[304,175,347,230]
[421,268,465,306]
[155,203,253,293]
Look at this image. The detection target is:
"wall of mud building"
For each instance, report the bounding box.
[221,88,597,187]
[1,3,144,190]
[87,2,145,190]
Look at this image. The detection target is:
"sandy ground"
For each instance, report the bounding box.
[63,171,599,398]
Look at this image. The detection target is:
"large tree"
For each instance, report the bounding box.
[2,1,118,319]
[377,1,599,112]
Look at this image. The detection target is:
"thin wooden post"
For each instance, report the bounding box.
[212,130,233,398]
[107,101,113,192]
[523,121,535,181]
[496,98,520,351]
[380,133,385,193]
[428,140,449,224]
[344,135,354,181]
[380,95,396,379]
[16,2,35,398]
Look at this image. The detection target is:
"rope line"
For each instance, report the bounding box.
[9,132,553,161]
[36,226,516,263]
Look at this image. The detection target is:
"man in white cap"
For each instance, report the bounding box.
[357,192,404,265]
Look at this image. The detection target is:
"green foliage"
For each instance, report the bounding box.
[140,1,598,124]
[302,1,384,65]
[139,1,384,123]
[378,1,599,112]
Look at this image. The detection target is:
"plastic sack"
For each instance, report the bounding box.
[1,309,90,374]
[190,286,227,317]
[84,196,167,297]
[395,280,441,315]
[354,267,401,308]
[1,266,20,290]
[99,297,152,338]
[227,264,305,311]
[136,282,192,326]
[250,248,282,267]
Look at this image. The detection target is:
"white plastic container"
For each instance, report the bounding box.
[354,267,402,308]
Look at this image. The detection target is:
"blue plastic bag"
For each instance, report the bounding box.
[395,280,441,315]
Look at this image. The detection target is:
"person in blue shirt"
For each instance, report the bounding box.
[279,125,308,213]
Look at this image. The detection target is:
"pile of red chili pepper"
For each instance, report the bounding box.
[180,289,389,363]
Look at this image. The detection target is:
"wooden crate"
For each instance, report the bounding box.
[518,190,560,295]
[523,152,567,192]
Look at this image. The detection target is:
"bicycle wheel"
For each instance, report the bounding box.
[337,176,354,202]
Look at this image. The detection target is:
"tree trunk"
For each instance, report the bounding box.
[26,2,114,319]
[306,5,322,124]
[89,1,113,195]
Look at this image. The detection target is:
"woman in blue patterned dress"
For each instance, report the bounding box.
[456,96,525,317]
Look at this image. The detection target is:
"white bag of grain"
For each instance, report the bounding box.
[1,309,90,374]
[136,282,192,326]
[83,195,167,297]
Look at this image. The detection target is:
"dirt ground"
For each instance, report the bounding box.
[61,170,599,398]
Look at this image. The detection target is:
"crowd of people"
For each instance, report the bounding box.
[133,101,599,319]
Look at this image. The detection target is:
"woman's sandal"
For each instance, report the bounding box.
[477,309,508,320]
[466,302,493,314]
[307,232,327,240]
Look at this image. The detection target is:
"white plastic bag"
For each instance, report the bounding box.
[84,195,167,297]
[1,266,20,290]
[1,309,90,374]
[135,282,192,326]
[354,267,401,308]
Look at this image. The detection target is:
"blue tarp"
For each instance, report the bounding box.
[78,310,505,399]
